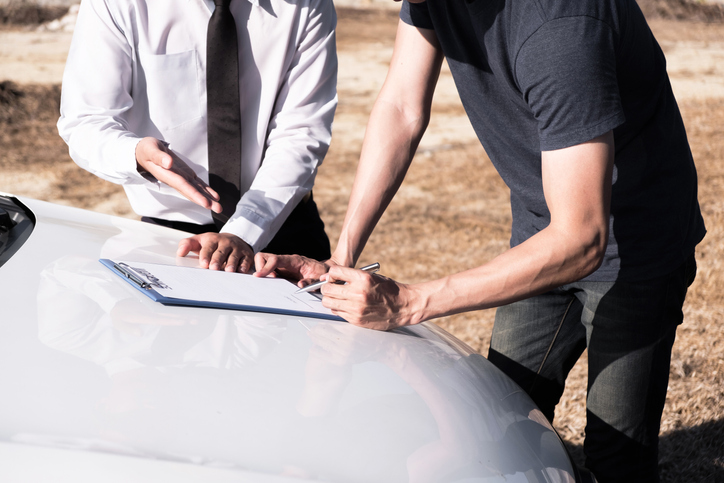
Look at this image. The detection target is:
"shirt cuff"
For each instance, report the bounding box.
[220,208,269,252]
[114,135,152,185]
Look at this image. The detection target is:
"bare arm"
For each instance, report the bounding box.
[254,20,443,280]
[322,131,614,329]
[331,20,445,267]
[411,132,613,316]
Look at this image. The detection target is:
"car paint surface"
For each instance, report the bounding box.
[0,196,576,482]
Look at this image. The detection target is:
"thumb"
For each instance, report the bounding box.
[156,149,173,170]
[143,139,172,169]
[327,266,355,284]
[253,252,276,277]
[177,237,202,257]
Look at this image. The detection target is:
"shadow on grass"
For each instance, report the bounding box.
[562,419,724,482]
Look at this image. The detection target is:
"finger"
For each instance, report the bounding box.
[298,277,319,288]
[146,158,221,212]
[209,244,233,271]
[137,138,171,170]
[177,237,201,257]
[143,139,173,169]
[321,268,361,297]
[189,176,220,202]
[224,253,240,273]
[188,176,222,212]
[147,164,210,204]
[157,150,173,169]
[141,150,172,171]
[324,304,360,327]
[320,281,357,305]
[198,239,219,269]
[238,253,253,274]
[253,253,278,277]
[324,301,381,330]
[326,266,360,284]
[177,175,221,212]
[255,253,319,280]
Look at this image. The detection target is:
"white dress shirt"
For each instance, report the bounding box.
[58,0,337,251]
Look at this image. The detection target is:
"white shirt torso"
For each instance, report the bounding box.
[58,0,337,250]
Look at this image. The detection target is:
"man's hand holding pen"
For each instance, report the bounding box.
[294,262,380,293]
[254,254,419,330]
[319,265,420,331]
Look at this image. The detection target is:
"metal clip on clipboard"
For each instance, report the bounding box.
[113,262,152,290]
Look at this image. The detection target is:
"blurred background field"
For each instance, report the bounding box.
[1,0,722,480]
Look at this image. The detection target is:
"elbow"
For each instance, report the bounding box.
[401,107,431,154]
[373,96,431,144]
[575,227,608,280]
[551,218,608,282]
[400,100,432,138]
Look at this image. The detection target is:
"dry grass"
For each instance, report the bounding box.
[638,0,724,22]
[0,2,67,26]
[0,81,137,215]
[0,2,722,481]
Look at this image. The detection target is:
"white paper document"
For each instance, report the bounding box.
[100,259,341,321]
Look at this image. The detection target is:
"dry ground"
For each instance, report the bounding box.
[0,2,723,480]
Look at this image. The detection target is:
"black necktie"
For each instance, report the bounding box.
[207,0,242,229]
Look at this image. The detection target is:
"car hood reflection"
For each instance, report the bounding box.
[27,254,573,482]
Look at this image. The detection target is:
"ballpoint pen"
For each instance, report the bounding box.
[294,262,380,294]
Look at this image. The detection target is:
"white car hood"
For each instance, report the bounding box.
[0,197,575,482]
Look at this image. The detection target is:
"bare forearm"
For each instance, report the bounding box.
[408,223,606,323]
[409,133,614,324]
[333,100,429,266]
[331,21,443,268]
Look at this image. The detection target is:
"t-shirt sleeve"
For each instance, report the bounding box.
[399,0,434,30]
[515,16,626,151]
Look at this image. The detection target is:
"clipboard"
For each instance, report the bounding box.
[100,259,343,321]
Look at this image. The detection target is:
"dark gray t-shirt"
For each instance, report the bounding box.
[401,0,705,281]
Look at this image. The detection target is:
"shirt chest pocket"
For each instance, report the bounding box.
[138,50,202,130]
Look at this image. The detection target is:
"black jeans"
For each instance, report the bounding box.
[488,254,697,483]
[142,192,331,261]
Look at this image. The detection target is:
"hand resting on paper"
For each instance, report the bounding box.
[178,233,255,273]
[253,253,339,286]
